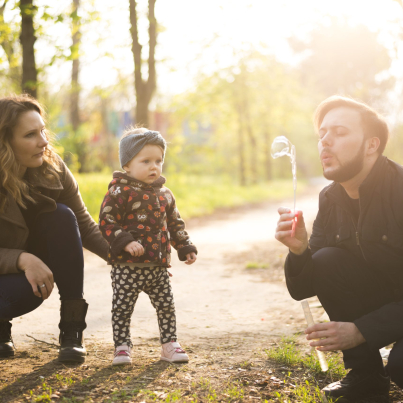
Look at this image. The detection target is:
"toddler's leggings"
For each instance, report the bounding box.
[111,265,177,347]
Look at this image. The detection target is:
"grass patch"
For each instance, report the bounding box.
[265,336,346,378]
[75,172,305,221]
[245,261,270,269]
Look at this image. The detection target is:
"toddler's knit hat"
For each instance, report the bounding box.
[119,130,167,168]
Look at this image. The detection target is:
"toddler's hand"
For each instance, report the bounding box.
[185,252,197,265]
[124,241,144,257]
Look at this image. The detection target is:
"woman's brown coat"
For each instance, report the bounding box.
[0,157,108,275]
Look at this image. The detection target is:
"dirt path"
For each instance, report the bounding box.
[5,180,403,402]
[12,182,326,349]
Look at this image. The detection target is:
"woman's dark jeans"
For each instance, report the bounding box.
[0,203,84,319]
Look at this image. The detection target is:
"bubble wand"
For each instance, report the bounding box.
[271,136,297,236]
[301,300,329,372]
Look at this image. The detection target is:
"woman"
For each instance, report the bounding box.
[0,95,108,363]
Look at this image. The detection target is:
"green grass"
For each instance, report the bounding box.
[245,261,270,269]
[264,336,346,378]
[75,172,305,222]
[264,336,346,402]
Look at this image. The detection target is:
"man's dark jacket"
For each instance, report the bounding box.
[285,155,403,351]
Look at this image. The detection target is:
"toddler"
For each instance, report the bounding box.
[99,128,197,365]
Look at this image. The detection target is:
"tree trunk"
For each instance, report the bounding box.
[100,97,114,170]
[239,69,258,184]
[129,0,157,126]
[70,0,81,131]
[19,0,37,98]
[237,105,246,186]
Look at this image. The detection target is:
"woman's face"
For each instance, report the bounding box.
[10,110,49,175]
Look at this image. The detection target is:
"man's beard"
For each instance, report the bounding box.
[322,141,365,183]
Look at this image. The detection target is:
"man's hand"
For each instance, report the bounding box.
[275,207,309,255]
[17,252,54,299]
[306,321,366,351]
[124,241,144,257]
[184,252,197,265]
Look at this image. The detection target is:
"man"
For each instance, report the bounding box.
[275,95,403,402]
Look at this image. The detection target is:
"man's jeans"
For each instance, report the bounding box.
[0,203,84,319]
[312,247,403,387]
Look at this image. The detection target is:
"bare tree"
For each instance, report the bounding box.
[70,0,81,131]
[236,104,247,186]
[129,0,157,126]
[19,0,37,97]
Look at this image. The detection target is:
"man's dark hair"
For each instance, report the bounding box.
[313,96,389,155]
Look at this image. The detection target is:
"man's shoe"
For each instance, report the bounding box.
[0,320,15,358]
[322,368,390,400]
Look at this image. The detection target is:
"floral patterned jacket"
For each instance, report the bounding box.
[99,172,197,266]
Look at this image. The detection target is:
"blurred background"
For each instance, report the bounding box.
[2,0,403,219]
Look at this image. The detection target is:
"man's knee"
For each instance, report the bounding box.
[312,247,350,281]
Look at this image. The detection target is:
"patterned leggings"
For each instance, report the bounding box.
[111,265,177,347]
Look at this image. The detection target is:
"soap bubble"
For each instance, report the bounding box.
[271,136,293,159]
[271,135,297,216]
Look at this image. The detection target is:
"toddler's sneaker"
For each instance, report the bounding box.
[160,341,189,363]
[112,345,132,366]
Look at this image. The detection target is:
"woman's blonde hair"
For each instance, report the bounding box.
[0,94,60,212]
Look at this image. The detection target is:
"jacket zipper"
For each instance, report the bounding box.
[350,216,368,262]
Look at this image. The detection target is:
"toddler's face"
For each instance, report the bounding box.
[124,144,164,184]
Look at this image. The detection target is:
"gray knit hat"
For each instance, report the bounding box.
[119,130,167,167]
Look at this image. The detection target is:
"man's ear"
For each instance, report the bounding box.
[367,137,380,156]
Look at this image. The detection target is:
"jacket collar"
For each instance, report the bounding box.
[111,171,166,189]
[25,164,63,191]
[324,155,388,212]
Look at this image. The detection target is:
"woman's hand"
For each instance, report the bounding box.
[124,241,144,256]
[185,252,197,265]
[17,252,54,299]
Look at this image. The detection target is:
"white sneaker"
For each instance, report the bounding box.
[160,341,189,363]
[112,345,132,366]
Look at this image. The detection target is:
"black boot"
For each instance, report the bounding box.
[58,299,88,363]
[0,320,15,358]
[322,368,390,401]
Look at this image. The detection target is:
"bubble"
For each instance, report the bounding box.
[271,136,297,216]
[271,136,293,159]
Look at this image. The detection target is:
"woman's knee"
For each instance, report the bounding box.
[47,204,77,226]
[0,274,43,319]
[36,203,76,226]
[386,347,403,387]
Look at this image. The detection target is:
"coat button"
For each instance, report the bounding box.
[382,235,388,242]
[335,234,340,241]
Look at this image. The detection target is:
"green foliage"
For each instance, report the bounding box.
[169,50,321,185]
